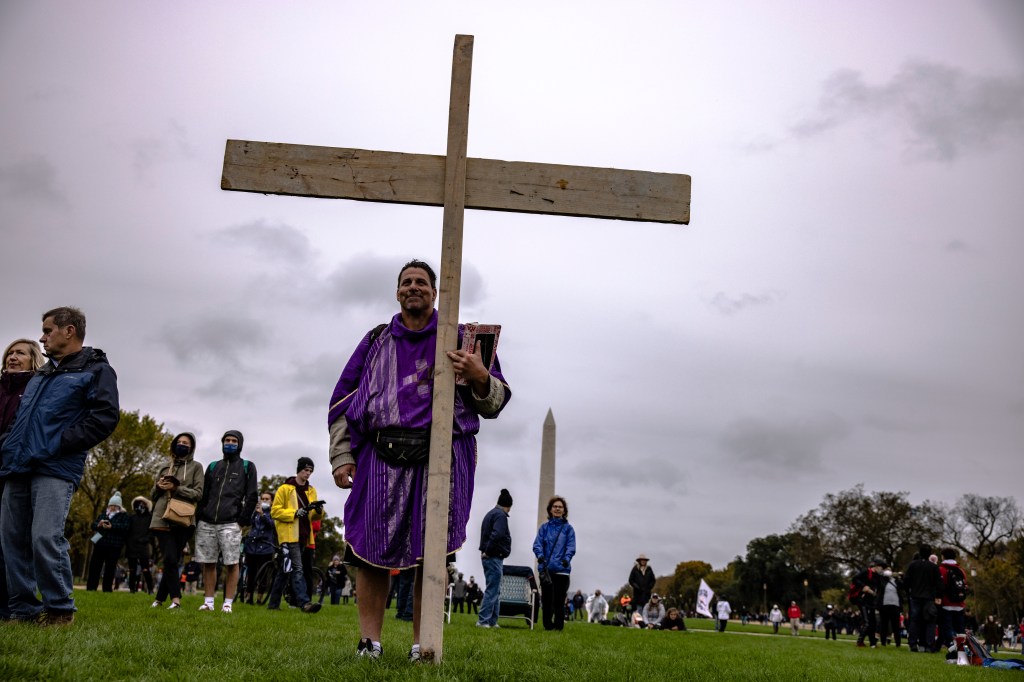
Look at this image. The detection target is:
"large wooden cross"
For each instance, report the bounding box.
[221,35,690,662]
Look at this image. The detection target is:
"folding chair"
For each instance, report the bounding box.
[444,582,453,624]
[497,564,537,629]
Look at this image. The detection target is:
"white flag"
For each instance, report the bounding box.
[696,578,714,618]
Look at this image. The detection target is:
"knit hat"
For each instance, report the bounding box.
[108,491,123,508]
[497,488,513,507]
[297,456,315,473]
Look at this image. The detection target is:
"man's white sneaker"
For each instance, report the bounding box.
[150,601,161,608]
[198,603,215,611]
[221,603,233,613]
[167,602,180,610]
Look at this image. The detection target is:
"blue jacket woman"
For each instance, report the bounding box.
[532,496,576,631]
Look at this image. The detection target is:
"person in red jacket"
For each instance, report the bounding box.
[937,548,969,648]
[787,601,802,636]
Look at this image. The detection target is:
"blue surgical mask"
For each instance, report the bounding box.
[223,443,239,455]
[174,443,191,457]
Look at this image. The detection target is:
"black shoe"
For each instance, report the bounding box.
[301,602,322,614]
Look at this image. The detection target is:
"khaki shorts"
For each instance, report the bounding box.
[194,521,242,565]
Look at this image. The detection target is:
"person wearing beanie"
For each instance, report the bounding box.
[477,488,514,628]
[86,491,130,592]
[267,456,324,614]
[125,496,155,594]
[195,430,258,614]
[150,432,204,610]
[326,259,513,661]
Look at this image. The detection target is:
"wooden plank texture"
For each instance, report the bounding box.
[419,33,474,664]
[222,140,690,224]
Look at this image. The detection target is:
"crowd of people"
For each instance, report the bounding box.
[2,277,1017,671]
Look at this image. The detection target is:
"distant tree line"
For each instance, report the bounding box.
[618,485,1023,624]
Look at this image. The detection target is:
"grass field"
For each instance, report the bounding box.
[0,591,1018,681]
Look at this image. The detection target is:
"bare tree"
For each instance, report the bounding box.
[940,494,1022,561]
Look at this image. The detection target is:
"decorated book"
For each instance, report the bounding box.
[457,323,501,386]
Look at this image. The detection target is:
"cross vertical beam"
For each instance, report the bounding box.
[419,33,473,664]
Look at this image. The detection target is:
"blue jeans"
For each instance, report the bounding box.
[267,542,310,608]
[477,556,503,625]
[0,475,76,617]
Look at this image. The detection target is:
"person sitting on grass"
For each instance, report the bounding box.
[641,593,666,629]
[657,606,687,631]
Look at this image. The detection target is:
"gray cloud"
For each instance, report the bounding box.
[709,290,784,316]
[159,312,270,369]
[792,61,1024,161]
[944,239,971,254]
[0,156,68,207]
[131,119,194,177]
[321,255,485,309]
[216,220,313,266]
[720,411,849,471]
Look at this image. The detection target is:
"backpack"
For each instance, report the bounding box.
[848,568,873,605]
[944,565,968,602]
[207,459,251,476]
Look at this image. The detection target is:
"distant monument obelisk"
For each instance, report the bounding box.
[537,409,556,530]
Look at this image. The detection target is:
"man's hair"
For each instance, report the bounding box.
[941,547,957,561]
[42,306,87,341]
[2,338,44,371]
[397,259,437,289]
[546,495,569,520]
[919,544,932,557]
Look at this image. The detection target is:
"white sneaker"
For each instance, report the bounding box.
[221,603,233,614]
[167,602,180,610]
[150,601,161,608]
[198,603,215,611]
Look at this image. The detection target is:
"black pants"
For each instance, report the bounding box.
[245,553,272,602]
[824,622,838,640]
[453,597,465,613]
[540,573,570,631]
[87,545,122,592]
[879,604,902,646]
[127,556,154,593]
[908,597,937,651]
[154,526,193,603]
[858,605,878,646]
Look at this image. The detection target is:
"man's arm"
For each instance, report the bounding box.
[240,460,258,523]
[329,417,356,489]
[59,363,119,455]
[270,486,295,524]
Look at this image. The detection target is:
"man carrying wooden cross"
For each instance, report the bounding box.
[327,259,512,661]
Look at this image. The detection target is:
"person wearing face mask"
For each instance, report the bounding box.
[195,430,258,614]
[125,496,155,594]
[876,565,904,646]
[86,492,130,592]
[150,432,205,609]
[243,491,278,604]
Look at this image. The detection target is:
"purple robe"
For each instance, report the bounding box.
[328,311,510,569]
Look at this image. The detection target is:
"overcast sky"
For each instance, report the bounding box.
[2,1,1022,597]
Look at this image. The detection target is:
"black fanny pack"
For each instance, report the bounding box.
[372,427,431,466]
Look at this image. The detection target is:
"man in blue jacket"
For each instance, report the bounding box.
[0,307,119,625]
[476,489,513,628]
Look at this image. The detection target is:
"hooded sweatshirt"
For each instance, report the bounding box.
[150,432,205,530]
[197,430,258,526]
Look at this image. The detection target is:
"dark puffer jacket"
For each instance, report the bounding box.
[0,348,119,484]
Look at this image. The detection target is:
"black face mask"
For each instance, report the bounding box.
[134,504,147,515]
[174,443,191,457]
